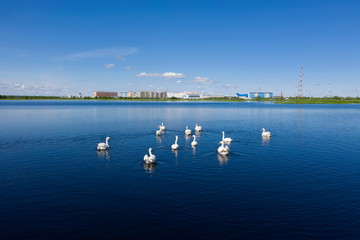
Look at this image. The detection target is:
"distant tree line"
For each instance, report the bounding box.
[0,95,359,103]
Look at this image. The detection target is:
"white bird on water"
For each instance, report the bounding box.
[191,135,198,147]
[156,126,162,136]
[262,128,271,137]
[222,131,233,143]
[144,148,156,164]
[171,136,179,150]
[185,126,192,135]
[195,124,202,132]
[97,137,110,151]
[160,122,166,131]
[217,141,229,155]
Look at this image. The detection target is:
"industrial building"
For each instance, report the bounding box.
[249,92,273,99]
[182,93,202,99]
[93,91,118,98]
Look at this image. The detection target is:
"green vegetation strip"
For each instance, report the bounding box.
[275,97,360,104]
[1,95,359,104]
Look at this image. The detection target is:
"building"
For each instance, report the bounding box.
[202,95,225,98]
[249,92,273,99]
[236,93,249,99]
[137,91,167,98]
[93,91,118,98]
[181,92,202,99]
[166,92,176,98]
[138,91,150,98]
[182,93,202,99]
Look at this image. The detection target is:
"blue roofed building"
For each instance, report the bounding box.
[236,93,249,99]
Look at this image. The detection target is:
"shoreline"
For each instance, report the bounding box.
[1,94,360,104]
[1,97,359,104]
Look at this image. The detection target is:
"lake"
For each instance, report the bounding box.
[0,100,359,240]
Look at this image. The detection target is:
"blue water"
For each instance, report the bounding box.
[0,100,359,240]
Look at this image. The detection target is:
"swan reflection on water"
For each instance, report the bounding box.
[192,146,197,155]
[172,149,179,158]
[143,162,156,173]
[156,135,162,144]
[217,153,229,165]
[262,136,271,145]
[97,150,110,160]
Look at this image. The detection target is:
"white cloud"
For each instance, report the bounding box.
[137,72,156,77]
[115,55,126,61]
[156,87,167,91]
[136,72,186,79]
[125,66,133,70]
[63,47,138,60]
[104,63,115,69]
[223,84,238,90]
[0,82,80,96]
[176,80,182,84]
[162,72,185,78]
[194,76,214,84]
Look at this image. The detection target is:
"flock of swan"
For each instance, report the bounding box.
[97,123,272,164]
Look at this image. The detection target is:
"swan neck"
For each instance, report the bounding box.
[222,132,225,139]
[106,138,109,146]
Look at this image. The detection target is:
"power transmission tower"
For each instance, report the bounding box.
[327,83,332,98]
[297,66,303,98]
[350,82,355,98]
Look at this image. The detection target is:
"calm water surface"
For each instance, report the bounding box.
[0,101,359,240]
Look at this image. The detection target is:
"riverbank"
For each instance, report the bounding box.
[1,95,359,104]
[275,98,360,104]
[0,95,246,102]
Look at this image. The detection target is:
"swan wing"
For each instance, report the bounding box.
[97,143,107,150]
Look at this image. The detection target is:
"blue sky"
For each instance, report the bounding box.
[0,0,359,97]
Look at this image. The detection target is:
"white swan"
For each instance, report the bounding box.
[217,141,229,155]
[97,137,110,151]
[144,148,156,164]
[171,136,179,150]
[156,126,162,136]
[160,122,166,131]
[185,126,192,135]
[262,128,271,137]
[195,124,202,132]
[191,135,198,147]
[222,131,233,143]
